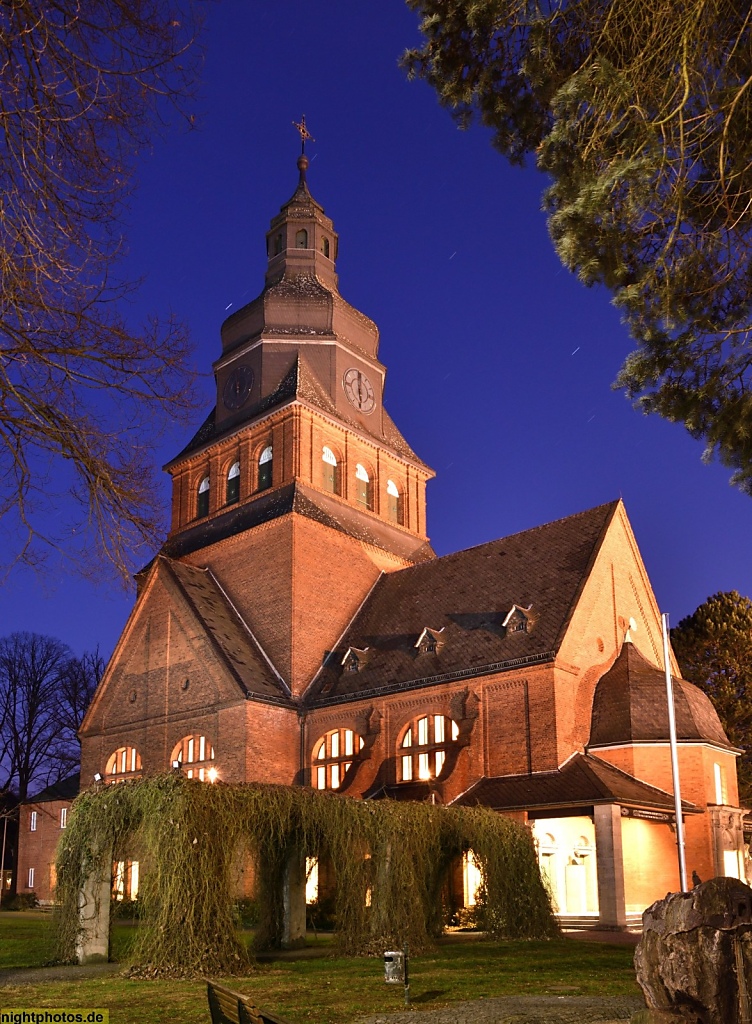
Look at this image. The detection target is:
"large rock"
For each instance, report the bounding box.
[634,877,752,1024]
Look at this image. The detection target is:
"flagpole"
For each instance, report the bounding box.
[662,612,688,892]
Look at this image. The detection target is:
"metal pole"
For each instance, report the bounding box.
[662,612,688,892]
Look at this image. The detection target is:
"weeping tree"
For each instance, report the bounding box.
[54,774,556,976]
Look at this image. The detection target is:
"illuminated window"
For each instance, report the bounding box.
[386,479,403,525]
[30,811,37,832]
[306,858,319,904]
[399,715,459,782]
[171,735,217,782]
[197,475,210,518]
[355,464,373,510]
[322,446,340,494]
[312,728,364,790]
[226,461,240,504]
[463,850,483,907]
[112,859,140,901]
[60,808,67,829]
[258,445,273,491]
[105,745,142,783]
[714,763,728,804]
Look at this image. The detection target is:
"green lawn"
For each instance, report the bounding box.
[0,914,640,1024]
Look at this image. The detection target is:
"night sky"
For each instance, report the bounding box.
[1,0,749,658]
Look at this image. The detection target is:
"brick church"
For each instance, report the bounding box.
[19,151,746,927]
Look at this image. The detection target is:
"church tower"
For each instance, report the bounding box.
[161,150,435,694]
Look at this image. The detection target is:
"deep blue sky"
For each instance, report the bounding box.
[1,0,750,658]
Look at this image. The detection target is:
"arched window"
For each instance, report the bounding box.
[170,735,217,782]
[226,461,240,504]
[312,728,364,790]
[322,446,340,494]
[197,476,210,518]
[355,464,373,510]
[274,233,283,255]
[386,479,403,525]
[105,746,142,783]
[321,236,330,258]
[258,445,273,490]
[399,715,459,782]
[296,229,308,248]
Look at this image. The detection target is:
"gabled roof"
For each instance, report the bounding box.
[308,501,619,703]
[452,754,698,813]
[25,773,80,804]
[161,559,290,702]
[589,641,733,749]
[168,353,429,469]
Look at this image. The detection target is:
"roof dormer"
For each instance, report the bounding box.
[415,627,445,655]
[502,604,533,635]
[341,647,370,673]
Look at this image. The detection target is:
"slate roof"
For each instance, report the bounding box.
[589,642,733,749]
[26,773,80,804]
[308,501,619,703]
[162,559,290,702]
[452,754,698,813]
[169,353,428,468]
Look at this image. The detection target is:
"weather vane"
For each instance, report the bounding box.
[292,115,314,154]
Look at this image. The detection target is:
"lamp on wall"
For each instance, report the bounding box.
[93,773,103,783]
[171,760,181,770]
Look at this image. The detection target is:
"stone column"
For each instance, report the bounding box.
[594,804,627,930]
[282,847,307,949]
[76,856,111,964]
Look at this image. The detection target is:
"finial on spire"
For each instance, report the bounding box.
[292,115,314,185]
[292,115,314,154]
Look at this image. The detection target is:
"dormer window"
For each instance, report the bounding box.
[415,627,445,655]
[386,479,403,525]
[296,229,308,248]
[503,604,533,635]
[258,445,273,491]
[321,236,330,258]
[226,461,240,504]
[197,476,210,519]
[355,464,373,510]
[341,646,369,673]
[322,446,340,494]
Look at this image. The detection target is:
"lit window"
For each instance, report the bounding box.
[714,762,728,804]
[105,745,142,783]
[112,859,140,901]
[311,728,364,790]
[386,479,403,525]
[306,857,319,904]
[322,446,340,494]
[226,461,240,504]
[296,229,308,248]
[399,715,459,783]
[197,475,210,518]
[171,734,216,782]
[60,808,67,829]
[30,811,37,832]
[463,851,483,907]
[27,867,34,889]
[258,445,273,491]
[355,464,373,510]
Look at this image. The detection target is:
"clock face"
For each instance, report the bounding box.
[223,364,254,411]
[343,367,376,414]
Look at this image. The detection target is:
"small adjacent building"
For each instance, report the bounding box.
[38,153,744,927]
[17,773,79,905]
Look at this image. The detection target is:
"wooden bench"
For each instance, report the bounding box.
[206,979,293,1024]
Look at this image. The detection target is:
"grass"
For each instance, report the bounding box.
[0,914,641,1024]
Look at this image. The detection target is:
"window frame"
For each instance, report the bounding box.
[30,810,37,832]
[312,727,364,791]
[226,461,241,505]
[197,475,210,518]
[399,714,459,783]
[258,445,273,491]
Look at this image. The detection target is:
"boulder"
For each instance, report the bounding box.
[633,877,752,1024]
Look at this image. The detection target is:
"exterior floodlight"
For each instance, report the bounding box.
[93,773,103,783]
[171,760,181,770]
[207,767,218,783]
